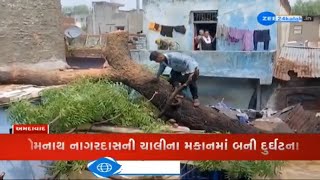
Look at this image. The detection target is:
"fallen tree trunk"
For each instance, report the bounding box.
[0,32,260,133]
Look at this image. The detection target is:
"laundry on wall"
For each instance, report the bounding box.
[253,30,270,51]
[148,22,186,37]
[216,24,271,51]
[148,22,161,32]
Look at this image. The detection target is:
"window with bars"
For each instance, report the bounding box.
[193,11,218,23]
[293,25,302,34]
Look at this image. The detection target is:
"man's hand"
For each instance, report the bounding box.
[150,77,160,83]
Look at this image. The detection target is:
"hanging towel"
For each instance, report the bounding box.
[160,26,174,37]
[229,28,244,40]
[174,25,186,34]
[148,22,161,32]
[228,28,240,43]
[242,30,254,51]
[216,24,223,38]
[222,25,229,38]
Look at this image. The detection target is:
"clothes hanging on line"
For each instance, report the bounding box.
[253,30,270,51]
[227,27,254,51]
[216,24,229,39]
[216,24,222,38]
[243,30,254,51]
[228,27,241,43]
[229,27,244,40]
[174,26,186,34]
[148,22,161,32]
[149,22,186,37]
[160,25,174,37]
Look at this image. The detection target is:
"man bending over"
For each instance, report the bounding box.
[149,51,200,107]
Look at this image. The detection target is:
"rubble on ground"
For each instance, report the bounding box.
[250,117,294,133]
[276,104,320,133]
[0,85,63,107]
[210,101,320,134]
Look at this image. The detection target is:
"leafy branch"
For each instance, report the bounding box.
[7,79,284,179]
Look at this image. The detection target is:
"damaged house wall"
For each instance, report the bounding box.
[0,0,67,70]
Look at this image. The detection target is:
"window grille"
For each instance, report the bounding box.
[193,11,218,23]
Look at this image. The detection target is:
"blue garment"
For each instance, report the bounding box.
[156,52,199,78]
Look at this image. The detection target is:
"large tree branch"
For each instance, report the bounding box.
[0,32,260,133]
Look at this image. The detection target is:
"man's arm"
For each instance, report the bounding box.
[156,63,166,78]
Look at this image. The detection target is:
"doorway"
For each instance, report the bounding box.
[194,23,217,50]
[192,11,218,51]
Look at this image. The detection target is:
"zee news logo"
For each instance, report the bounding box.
[257,12,314,26]
[302,16,314,22]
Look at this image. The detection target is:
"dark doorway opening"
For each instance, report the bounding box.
[192,10,218,51]
[194,23,217,50]
[116,26,125,31]
[66,57,106,69]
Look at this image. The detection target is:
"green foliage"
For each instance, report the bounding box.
[63,5,90,16]
[8,79,164,133]
[8,79,166,176]
[195,161,284,179]
[7,79,284,178]
[292,0,320,16]
[51,161,87,175]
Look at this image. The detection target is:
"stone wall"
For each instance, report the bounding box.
[0,0,66,70]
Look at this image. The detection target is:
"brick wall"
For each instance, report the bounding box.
[0,0,66,70]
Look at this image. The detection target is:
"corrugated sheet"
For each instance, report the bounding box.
[277,105,320,133]
[274,46,320,81]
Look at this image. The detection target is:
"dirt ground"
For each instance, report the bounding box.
[260,161,320,179]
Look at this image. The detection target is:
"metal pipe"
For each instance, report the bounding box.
[92,3,96,35]
[136,0,140,12]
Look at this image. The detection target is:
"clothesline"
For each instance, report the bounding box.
[215,24,271,51]
[217,24,252,34]
[217,2,257,16]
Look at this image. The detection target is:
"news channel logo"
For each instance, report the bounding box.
[87,157,122,178]
[257,11,303,26]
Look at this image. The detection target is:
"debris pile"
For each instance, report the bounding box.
[211,100,263,124]
[211,101,320,133]
[0,85,63,107]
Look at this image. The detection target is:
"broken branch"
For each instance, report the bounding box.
[93,114,122,125]
[147,91,159,102]
[49,115,60,125]
[158,73,195,118]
